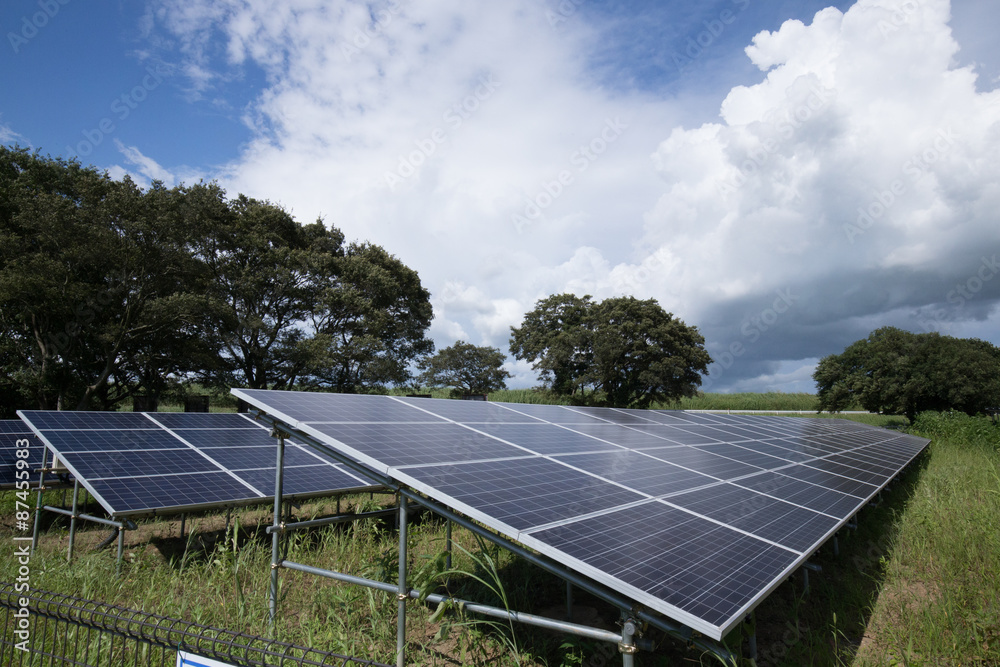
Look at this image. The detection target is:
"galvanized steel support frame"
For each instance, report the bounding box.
[30,465,131,573]
[260,414,738,665]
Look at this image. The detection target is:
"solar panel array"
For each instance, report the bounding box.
[0,419,50,490]
[232,389,930,641]
[17,411,380,517]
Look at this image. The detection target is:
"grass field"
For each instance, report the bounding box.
[2,398,998,665]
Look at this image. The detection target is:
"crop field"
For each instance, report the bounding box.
[2,398,998,666]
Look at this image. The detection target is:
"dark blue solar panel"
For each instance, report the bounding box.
[777,464,878,498]
[529,500,800,629]
[403,457,646,532]
[233,465,368,497]
[0,424,48,489]
[491,402,609,424]
[665,484,839,552]
[564,406,661,425]
[39,429,188,453]
[395,397,545,423]
[236,389,445,423]
[87,472,262,515]
[565,424,704,448]
[65,449,217,479]
[18,410,382,517]
[171,428,275,449]
[150,413,260,429]
[18,411,156,430]
[309,422,526,467]
[553,450,718,498]
[617,424,726,445]
[470,423,620,455]
[0,420,34,434]
[641,446,763,480]
[207,444,325,470]
[732,471,865,518]
[231,388,931,641]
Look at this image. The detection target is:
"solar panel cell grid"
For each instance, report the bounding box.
[470,423,622,455]
[17,410,381,516]
[231,389,930,641]
[0,424,48,489]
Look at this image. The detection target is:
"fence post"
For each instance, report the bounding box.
[269,434,285,632]
[396,494,408,667]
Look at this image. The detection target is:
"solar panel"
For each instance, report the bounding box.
[231,389,930,641]
[17,410,381,517]
[0,419,49,490]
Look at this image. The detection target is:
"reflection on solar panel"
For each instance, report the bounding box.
[0,419,50,490]
[17,411,379,517]
[233,389,930,641]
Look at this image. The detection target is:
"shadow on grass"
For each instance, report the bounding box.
[745,447,930,666]
[404,449,931,667]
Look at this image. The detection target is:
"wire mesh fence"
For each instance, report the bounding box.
[0,582,390,667]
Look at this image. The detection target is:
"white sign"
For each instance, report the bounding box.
[176,651,239,667]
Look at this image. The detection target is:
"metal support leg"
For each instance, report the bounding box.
[269,435,286,632]
[31,447,48,553]
[180,513,186,540]
[336,495,341,515]
[620,615,637,667]
[116,526,125,575]
[566,581,574,622]
[745,613,757,661]
[802,561,821,595]
[445,518,452,571]
[833,535,840,557]
[397,494,409,667]
[67,480,80,562]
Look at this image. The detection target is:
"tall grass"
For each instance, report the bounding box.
[847,412,1000,665]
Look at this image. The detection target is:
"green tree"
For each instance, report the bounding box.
[509,293,593,395]
[417,341,512,396]
[510,293,711,408]
[0,148,207,410]
[191,188,433,393]
[584,296,713,409]
[814,327,1000,421]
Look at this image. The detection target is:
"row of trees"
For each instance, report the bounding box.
[814,327,1000,421]
[417,296,713,407]
[0,148,716,414]
[0,147,433,412]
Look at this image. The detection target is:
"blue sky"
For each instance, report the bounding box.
[3,0,999,393]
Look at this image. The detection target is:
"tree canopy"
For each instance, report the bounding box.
[510,294,711,408]
[814,327,1000,421]
[417,341,512,396]
[0,147,434,414]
